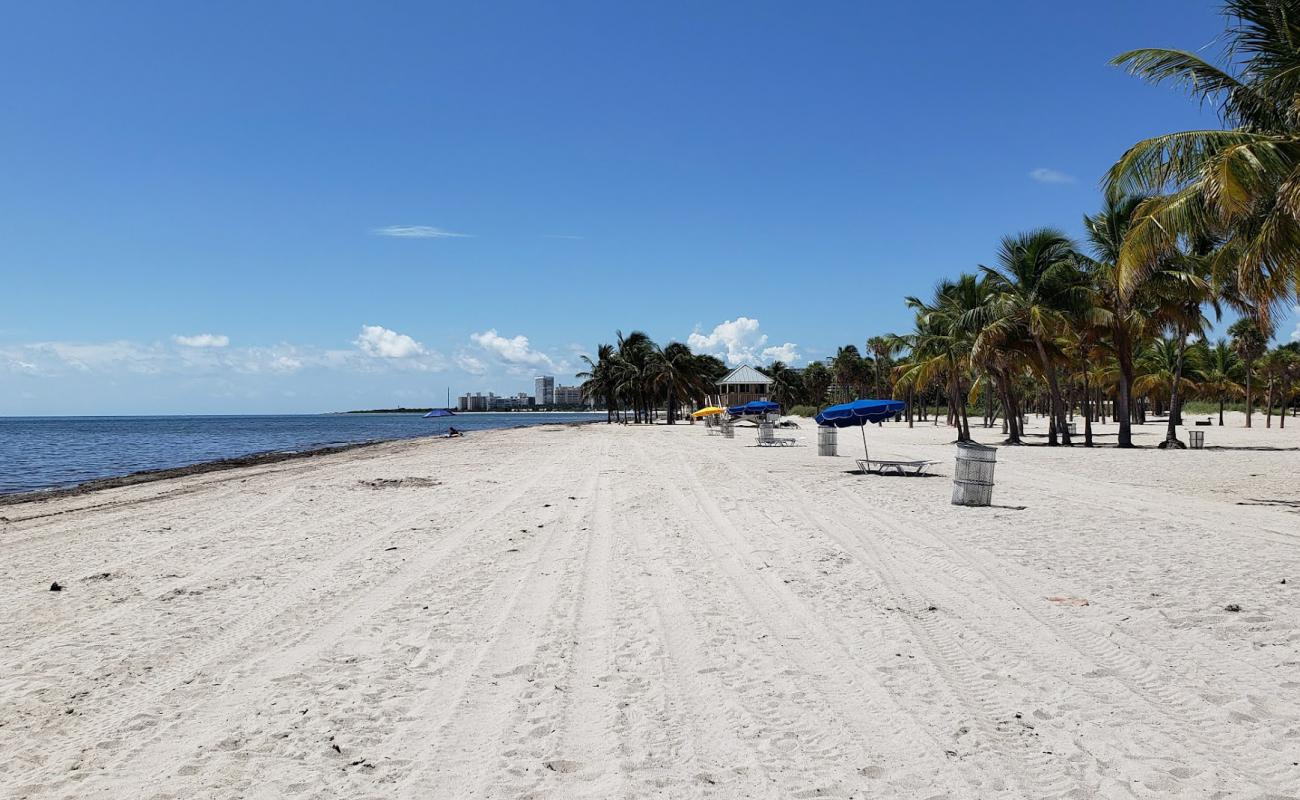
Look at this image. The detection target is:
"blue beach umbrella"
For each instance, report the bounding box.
[422,409,455,418]
[727,400,780,417]
[815,399,906,458]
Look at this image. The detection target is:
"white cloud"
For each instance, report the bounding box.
[270,355,303,373]
[0,329,450,381]
[1029,167,1074,185]
[454,352,488,375]
[373,225,472,239]
[469,329,557,373]
[760,342,800,363]
[37,341,168,373]
[1290,306,1300,342]
[173,333,229,348]
[354,325,427,359]
[7,359,40,375]
[687,317,800,365]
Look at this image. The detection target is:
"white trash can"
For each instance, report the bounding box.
[817,426,837,456]
[952,442,997,507]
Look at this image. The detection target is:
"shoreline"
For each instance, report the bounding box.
[0,438,407,508]
[0,418,605,508]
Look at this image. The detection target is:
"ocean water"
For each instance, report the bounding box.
[0,412,604,495]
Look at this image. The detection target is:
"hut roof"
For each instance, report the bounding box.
[716,364,771,386]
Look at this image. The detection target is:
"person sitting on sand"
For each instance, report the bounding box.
[447,426,463,438]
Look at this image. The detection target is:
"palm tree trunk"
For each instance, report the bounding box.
[1112,325,1135,446]
[1161,336,1189,448]
[1218,396,1224,426]
[957,377,971,441]
[1245,365,1253,427]
[1082,372,1094,447]
[1266,380,1275,428]
[1033,337,1068,446]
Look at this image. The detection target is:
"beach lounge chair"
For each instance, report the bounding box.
[856,457,937,476]
[757,436,797,447]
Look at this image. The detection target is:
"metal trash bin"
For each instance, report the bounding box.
[758,421,775,445]
[1188,430,1204,449]
[952,442,997,507]
[721,420,734,439]
[1067,422,1078,435]
[817,426,837,456]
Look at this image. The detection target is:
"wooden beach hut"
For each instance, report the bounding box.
[714,364,773,408]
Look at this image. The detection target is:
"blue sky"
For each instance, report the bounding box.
[1,1,1295,414]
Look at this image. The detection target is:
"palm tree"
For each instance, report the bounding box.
[1228,316,1269,426]
[865,335,898,397]
[1135,337,1204,427]
[1258,347,1300,427]
[761,361,805,409]
[1105,0,1300,313]
[1082,195,1157,447]
[652,341,705,424]
[693,353,728,400]
[801,361,832,409]
[974,229,1089,445]
[613,330,655,423]
[1280,343,1300,426]
[577,344,617,423]
[904,275,987,442]
[1197,338,1245,425]
[831,346,866,403]
[1148,242,1217,446]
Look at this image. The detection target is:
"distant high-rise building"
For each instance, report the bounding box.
[458,392,494,412]
[553,385,583,406]
[534,375,555,406]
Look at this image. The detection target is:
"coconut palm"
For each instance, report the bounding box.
[1135,337,1204,420]
[761,361,804,409]
[903,274,988,441]
[652,341,706,424]
[1228,316,1270,426]
[800,361,833,409]
[1259,347,1300,427]
[611,330,655,423]
[865,335,899,397]
[1082,194,1161,447]
[577,343,618,423]
[1105,0,1300,313]
[1280,343,1300,426]
[973,229,1090,445]
[1148,241,1217,445]
[831,345,867,403]
[1197,338,1245,425]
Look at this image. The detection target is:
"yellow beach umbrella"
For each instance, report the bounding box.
[691,406,725,417]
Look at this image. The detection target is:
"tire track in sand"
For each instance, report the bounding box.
[829,483,1300,793]
[637,435,984,798]
[3,437,583,791]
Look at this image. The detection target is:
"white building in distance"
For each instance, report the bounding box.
[534,375,555,406]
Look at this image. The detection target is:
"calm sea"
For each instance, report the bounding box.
[0,412,603,495]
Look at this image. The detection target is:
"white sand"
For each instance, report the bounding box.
[1,412,1298,798]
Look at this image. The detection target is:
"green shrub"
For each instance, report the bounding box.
[787,405,820,418]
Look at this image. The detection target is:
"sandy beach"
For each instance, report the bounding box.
[2,415,1298,798]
